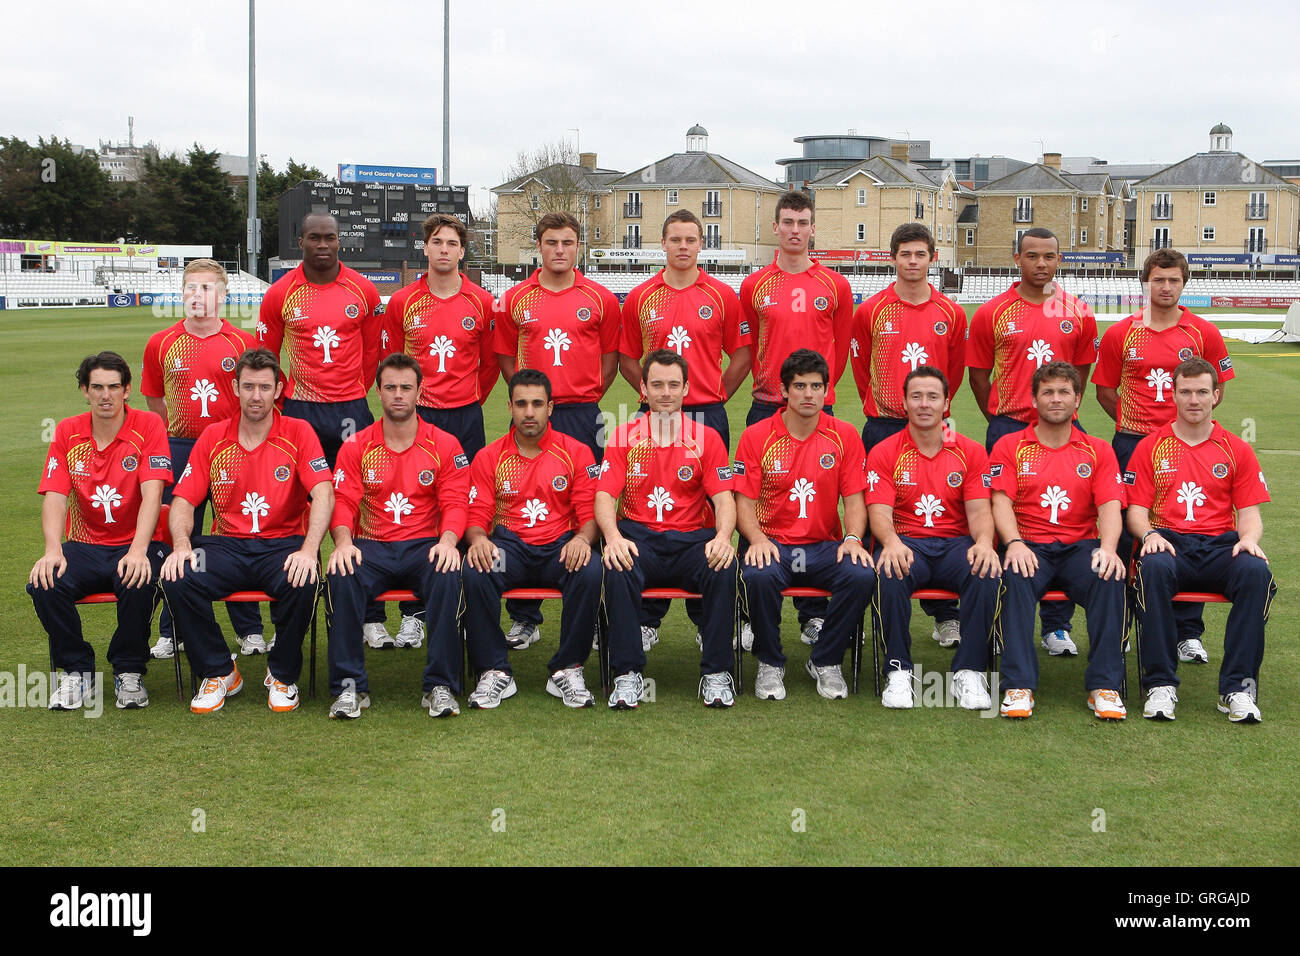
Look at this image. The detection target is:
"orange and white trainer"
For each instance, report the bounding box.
[1000,688,1035,718]
[190,662,244,714]
[264,672,300,712]
[1088,689,1127,720]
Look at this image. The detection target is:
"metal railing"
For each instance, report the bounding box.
[702,201,722,217]
[1151,203,1172,220]
[1246,203,1268,220]
[623,202,642,218]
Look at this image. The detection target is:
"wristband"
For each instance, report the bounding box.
[1005,538,1023,547]
[843,533,862,543]
[1142,529,1160,541]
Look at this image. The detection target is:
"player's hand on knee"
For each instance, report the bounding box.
[1092,548,1126,581]
[466,539,498,573]
[744,539,780,568]
[117,546,152,589]
[1004,541,1037,578]
[602,536,638,571]
[877,541,911,578]
[1140,532,1175,557]
[704,535,735,571]
[284,548,318,587]
[30,550,67,590]
[429,541,461,573]
[1232,539,1267,562]
[161,547,195,582]
[560,536,592,571]
[967,541,1001,578]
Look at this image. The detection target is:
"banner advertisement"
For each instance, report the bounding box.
[339,164,438,185]
[813,249,893,263]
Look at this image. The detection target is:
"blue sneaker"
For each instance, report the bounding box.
[1041,629,1078,656]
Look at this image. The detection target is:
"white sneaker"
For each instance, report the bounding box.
[363,622,395,650]
[190,663,243,714]
[640,626,659,653]
[805,659,848,699]
[739,622,754,652]
[932,620,961,648]
[265,672,300,712]
[422,686,459,717]
[150,636,178,659]
[1218,691,1262,723]
[237,633,269,655]
[114,672,149,709]
[546,666,595,708]
[882,669,914,709]
[1177,638,1209,663]
[754,662,786,700]
[800,618,824,645]
[49,672,92,711]
[952,669,992,710]
[395,615,425,649]
[329,688,371,719]
[506,621,541,650]
[608,672,644,710]
[1041,629,1078,656]
[699,672,736,708]
[468,670,517,709]
[1143,686,1178,720]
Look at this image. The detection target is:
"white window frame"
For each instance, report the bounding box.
[1081,197,1089,212]
[1202,226,1215,241]
[705,223,721,246]
[594,196,601,209]
[594,226,601,241]
[856,223,866,241]
[856,188,867,206]
[1080,229,1088,245]
[1203,191,1216,206]
[530,194,540,210]
[666,189,678,205]
[966,229,974,245]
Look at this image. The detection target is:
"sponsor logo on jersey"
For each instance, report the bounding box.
[221,356,237,372]
[1212,462,1229,479]
[1157,458,1174,474]
[982,473,992,488]
[738,321,750,336]
[462,316,476,331]
[1076,462,1092,479]
[121,455,138,472]
[576,307,592,322]
[1178,347,1194,361]
[345,304,360,319]
[1123,470,1137,485]
[309,457,329,472]
[586,463,603,480]
[947,470,963,488]
[373,303,386,316]
[1219,357,1233,372]
[716,465,732,481]
[1093,337,1101,350]
[418,469,435,486]
[813,296,829,311]
[274,465,291,482]
[732,460,746,476]
[819,453,836,470]
[898,469,915,486]
[149,456,170,471]
[990,463,1003,477]
[677,465,694,481]
[1060,320,1074,334]
[552,475,569,491]
[698,305,713,320]
[454,454,470,469]
[934,321,948,335]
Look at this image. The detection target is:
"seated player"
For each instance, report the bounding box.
[867,365,999,711]
[325,354,471,719]
[1127,358,1273,723]
[28,352,171,711]
[598,349,738,709]
[161,349,334,714]
[734,349,874,701]
[989,361,1127,720]
[460,369,602,709]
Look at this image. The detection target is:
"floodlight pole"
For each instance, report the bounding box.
[247,0,258,277]
[442,0,450,186]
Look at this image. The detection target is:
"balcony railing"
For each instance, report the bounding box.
[1151,203,1172,220]
[623,202,642,218]
[1246,203,1269,220]
[1013,208,1033,223]
[915,203,925,219]
[1245,239,1267,254]
[1150,237,1172,250]
[704,236,722,250]
[702,201,722,217]
[622,236,642,249]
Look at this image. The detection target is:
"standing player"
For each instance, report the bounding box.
[867,366,999,711]
[29,352,171,710]
[739,191,853,644]
[598,350,738,709]
[1093,248,1235,663]
[989,361,1127,720]
[851,223,967,648]
[734,349,874,701]
[382,213,496,648]
[967,227,1099,656]
[461,369,603,709]
[495,212,619,648]
[325,354,471,719]
[162,349,334,714]
[620,210,750,447]
[140,258,264,658]
[1127,358,1272,723]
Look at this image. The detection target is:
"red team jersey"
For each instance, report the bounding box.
[967,283,1099,421]
[733,412,867,545]
[865,428,990,538]
[257,264,382,403]
[850,284,967,419]
[140,320,259,438]
[495,270,621,404]
[467,425,599,545]
[1126,423,1268,537]
[989,428,1124,544]
[619,269,748,405]
[598,415,733,531]
[740,258,853,406]
[383,274,498,409]
[39,408,172,546]
[1091,308,1235,435]
[331,419,471,541]
[174,412,332,538]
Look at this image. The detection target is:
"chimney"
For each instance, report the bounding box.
[1042,152,1062,170]
[891,142,911,163]
[579,152,597,171]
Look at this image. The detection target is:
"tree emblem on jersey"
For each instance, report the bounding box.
[666,326,692,354]
[333,468,345,489]
[241,492,270,533]
[647,486,675,523]
[255,320,268,339]
[46,457,58,477]
[544,329,572,366]
[91,484,123,523]
[1039,485,1071,524]
[381,329,390,350]
[788,478,817,519]
[866,470,880,491]
[901,342,930,370]
[521,498,549,527]
[849,338,860,358]
[1027,339,1054,368]
[313,326,341,363]
[385,492,414,525]
[468,485,478,503]
[429,335,457,372]
[1146,367,1172,402]
[190,378,220,418]
[914,494,946,528]
[1177,481,1206,521]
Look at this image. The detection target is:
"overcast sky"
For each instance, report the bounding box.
[5,0,1299,215]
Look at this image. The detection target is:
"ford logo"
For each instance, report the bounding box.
[112,294,132,307]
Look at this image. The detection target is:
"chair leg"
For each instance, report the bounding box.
[597,603,610,699]
[870,605,882,698]
[851,618,862,695]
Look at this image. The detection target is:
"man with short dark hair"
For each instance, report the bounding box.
[325,354,471,719]
[734,349,874,702]
[460,369,603,709]
[162,348,335,714]
[29,352,172,711]
[599,349,738,708]
[867,365,999,711]
[1127,358,1272,723]
[989,361,1127,720]
[968,227,1099,656]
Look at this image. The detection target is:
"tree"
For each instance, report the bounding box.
[497,141,594,255]
[237,156,325,276]
[0,136,115,239]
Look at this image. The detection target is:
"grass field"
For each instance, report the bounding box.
[3,304,1297,867]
